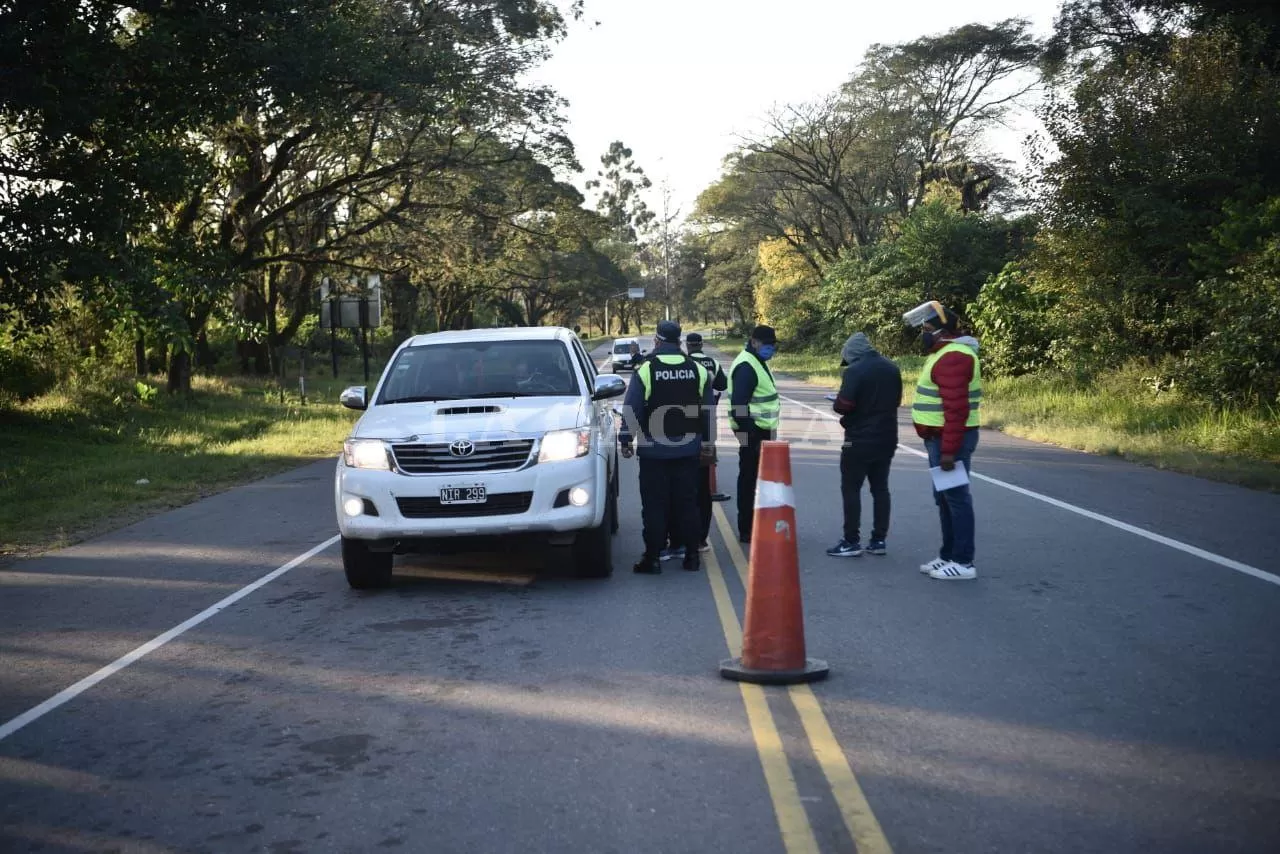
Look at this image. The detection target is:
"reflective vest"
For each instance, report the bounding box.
[912,342,982,427]
[727,350,780,432]
[638,354,708,443]
[688,351,719,378]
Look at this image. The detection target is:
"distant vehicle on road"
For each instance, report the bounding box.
[610,337,645,372]
[334,327,625,588]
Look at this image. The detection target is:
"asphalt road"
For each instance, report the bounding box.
[1,343,1277,853]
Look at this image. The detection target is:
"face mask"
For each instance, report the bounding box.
[757,344,776,360]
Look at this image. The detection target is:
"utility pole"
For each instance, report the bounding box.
[658,179,680,323]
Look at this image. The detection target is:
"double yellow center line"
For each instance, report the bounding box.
[707,504,894,854]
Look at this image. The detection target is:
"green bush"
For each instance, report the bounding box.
[967,263,1059,376]
[0,346,56,402]
[1182,268,1280,407]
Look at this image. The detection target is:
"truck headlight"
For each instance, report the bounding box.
[538,428,591,462]
[343,439,391,470]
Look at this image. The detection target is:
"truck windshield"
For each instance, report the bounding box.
[613,342,632,354]
[378,340,581,404]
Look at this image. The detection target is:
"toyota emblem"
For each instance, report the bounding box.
[449,439,476,457]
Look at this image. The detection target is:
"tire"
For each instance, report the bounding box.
[342,536,393,589]
[573,489,615,578]
[609,464,620,535]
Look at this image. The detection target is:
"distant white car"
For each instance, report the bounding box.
[334,326,625,589]
[610,337,645,371]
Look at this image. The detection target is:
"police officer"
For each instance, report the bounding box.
[618,320,713,574]
[686,333,729,549]
[727,325,781,543]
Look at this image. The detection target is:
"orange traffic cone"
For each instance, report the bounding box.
[720,441,829,684]
[710,459,731,502]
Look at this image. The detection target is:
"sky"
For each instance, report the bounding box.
[526,0,1065,224]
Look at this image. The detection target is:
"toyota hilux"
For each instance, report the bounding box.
[335,327,624,588]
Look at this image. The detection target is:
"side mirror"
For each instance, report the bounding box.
[339,386,368,410]
[592,374,626,401]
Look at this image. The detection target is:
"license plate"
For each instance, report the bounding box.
[439,485,487,505]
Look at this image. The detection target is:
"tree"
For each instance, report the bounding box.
[585,141,655,243]
[0,0,575,390]
[697,20,1041,279]
[1029,22,1280,367]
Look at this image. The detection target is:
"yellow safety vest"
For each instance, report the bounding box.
[912,342,982,427]
[727,350,780,432]
[637,354,709,398]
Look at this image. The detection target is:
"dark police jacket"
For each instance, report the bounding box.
[618,344,713,460]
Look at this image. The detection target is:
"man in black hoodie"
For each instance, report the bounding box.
[826,332,902,558]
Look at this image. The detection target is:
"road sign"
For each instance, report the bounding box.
[627,287,645,299]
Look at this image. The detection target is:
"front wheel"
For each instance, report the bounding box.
[609,465,620,536]
[342,536,393,589]
[572,490,615,578]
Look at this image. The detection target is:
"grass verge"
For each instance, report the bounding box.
[0,368,370,559]
[712,340,1280,491]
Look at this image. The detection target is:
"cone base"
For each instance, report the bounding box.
[710,493,731,502]
[719,657,830,685]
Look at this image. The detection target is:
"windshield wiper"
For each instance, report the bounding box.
[380,395,461,404]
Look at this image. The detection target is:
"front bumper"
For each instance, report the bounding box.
[335,453,606,540]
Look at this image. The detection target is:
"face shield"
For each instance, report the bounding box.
[902,300,949,329]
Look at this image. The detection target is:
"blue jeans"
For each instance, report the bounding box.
[924,429,979,565]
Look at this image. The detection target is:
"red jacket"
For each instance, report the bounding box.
[913,335,979,456]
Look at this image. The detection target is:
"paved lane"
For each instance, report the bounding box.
[1,340,1276,853]
[704,348,1280,853]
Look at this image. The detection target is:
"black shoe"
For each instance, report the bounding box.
[682,552,701,572]
[632,555,661,574]
[738,532,751,544]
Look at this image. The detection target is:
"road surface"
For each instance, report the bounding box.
[1,343,1277,853]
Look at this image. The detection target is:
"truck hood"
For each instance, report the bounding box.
[351,397,587,442]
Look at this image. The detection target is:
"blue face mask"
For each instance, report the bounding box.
[757,344,776,360]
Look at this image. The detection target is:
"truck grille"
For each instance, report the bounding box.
[390,439,535,474]
[396,492,534,519]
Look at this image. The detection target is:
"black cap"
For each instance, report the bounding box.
[685,332,703,345]
[750,324,777,345]
[655,320,682,343]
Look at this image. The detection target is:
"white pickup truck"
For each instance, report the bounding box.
[334,326,624,588]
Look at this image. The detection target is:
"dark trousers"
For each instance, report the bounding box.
[697,463,713,544]
[924,429,980,565]
[840,447,894,543]
[639,456,701,558]
[666,463,713,547]
[736,428,772,539]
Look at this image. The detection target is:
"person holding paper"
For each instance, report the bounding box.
[825,332,902,559]
[903,300,983,580]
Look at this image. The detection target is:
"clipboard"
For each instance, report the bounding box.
[929,463,969,491]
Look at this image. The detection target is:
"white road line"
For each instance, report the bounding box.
[781,393,1280,588]
[0,535,340,743]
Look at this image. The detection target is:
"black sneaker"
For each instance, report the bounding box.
[682,552,701,572]
[632,555,661,574]
[866,539,887,555]
[825,539,864,558]
[738,532,751,544]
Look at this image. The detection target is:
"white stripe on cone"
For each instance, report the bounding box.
[755,479,795,510]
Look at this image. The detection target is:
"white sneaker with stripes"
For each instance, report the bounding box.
[919,557,949,575]
[929,561,977,581]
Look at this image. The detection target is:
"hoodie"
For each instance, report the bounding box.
[913,335,981,456]
[832,333,903,455]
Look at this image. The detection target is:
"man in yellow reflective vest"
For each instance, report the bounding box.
[904,301,983,580]
[727,325,781,543]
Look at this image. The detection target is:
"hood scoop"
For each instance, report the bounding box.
[437,404,504,416]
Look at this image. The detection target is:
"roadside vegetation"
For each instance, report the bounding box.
[0,367,370,558]
[731,342,1280,491]
[3,1,1279,555]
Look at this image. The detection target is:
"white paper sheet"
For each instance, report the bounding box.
[929,463,970,491]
